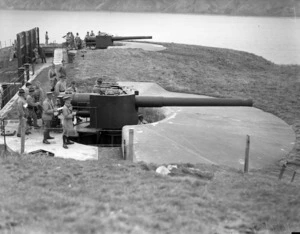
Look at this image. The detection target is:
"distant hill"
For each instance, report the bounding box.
[0,0,299,17]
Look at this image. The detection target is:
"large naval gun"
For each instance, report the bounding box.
[85,35,153,49]
[59,83,253,146]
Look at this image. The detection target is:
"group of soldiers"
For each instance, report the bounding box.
[16,60,78,149]
[63,32,82,50]
[48,60,77,95]
[16,63,149,149]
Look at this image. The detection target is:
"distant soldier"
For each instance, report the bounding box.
[58,60,67,79]
[75,33,82,50]
[45,31,49,45]
[38,46,47,63]
[69,32,75,49]
[48,63,58,92]
[42,91,56,144]
[16,89,30,137]
[85,32,90,48]
[90,30,95,37]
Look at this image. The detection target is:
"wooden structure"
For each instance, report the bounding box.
[16,27,39,68]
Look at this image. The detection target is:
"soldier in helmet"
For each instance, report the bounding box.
[17,89,31,137]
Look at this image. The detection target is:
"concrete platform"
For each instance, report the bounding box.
[0,56,98,161]
[122,82,295,170]
[0,119,98,160]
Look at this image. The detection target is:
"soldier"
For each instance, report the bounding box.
[84,32,90,48]
[92,77,106,95]
[138,114,148,125]
[26,87,41,129]
[38,46,47,63]
[33,81,44,119]
[48,63,57,92]
[33,47,39,63]
[58,60,67,79]
[69,81,77,93]
[24,82,32,97]
[62,96,78,149]
[42,92,56,144]
[45,31,49,45]
[17,89,31,137]
[54,76,67,96]
[34,81,45,103]
[85,31,90,39]
[75,33,82,50]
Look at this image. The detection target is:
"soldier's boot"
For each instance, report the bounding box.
[63,135,68,149]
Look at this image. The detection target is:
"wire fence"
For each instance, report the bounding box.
[1,70,28,108]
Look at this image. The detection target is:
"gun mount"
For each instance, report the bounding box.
[85,35,153,49]
[57,84,253,146]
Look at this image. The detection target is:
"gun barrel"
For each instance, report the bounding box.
[112,36,152,41]
[135,96,253,107]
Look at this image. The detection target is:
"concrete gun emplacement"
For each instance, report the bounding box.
[64,91,253,129]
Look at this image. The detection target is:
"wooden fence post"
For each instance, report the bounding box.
[128,129,134,161]
[24,63,30,81]
[20,118,25,154]
[244,135,250,173]
[278,164,286,180]
[291,171,296,183]
[123,139,127,160]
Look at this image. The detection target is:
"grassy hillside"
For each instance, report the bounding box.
[0,43,300,233]
[0,0,299,17]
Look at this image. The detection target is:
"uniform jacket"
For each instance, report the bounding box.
[17,96,28,118]
[62,104,78,137]
[55,80,66,94]
[42,98,54,121]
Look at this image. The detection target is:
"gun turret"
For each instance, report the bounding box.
[85,35,152,49]
[69,93,253,129]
